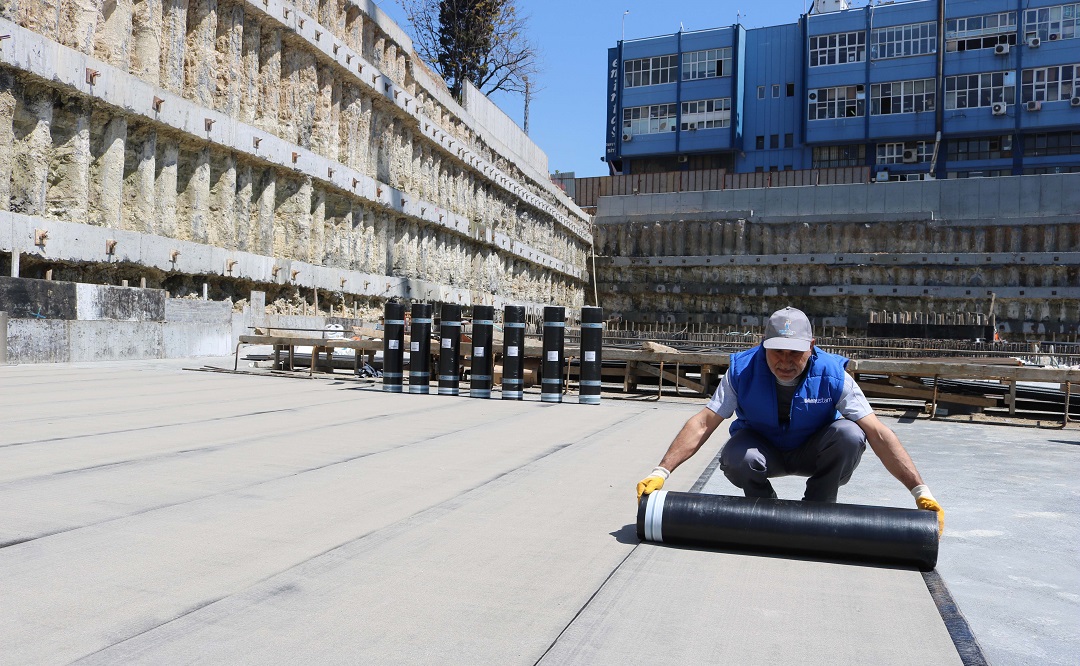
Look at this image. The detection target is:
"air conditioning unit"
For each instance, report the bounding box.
[1071,96,1080,107]
[677,155,689,163]
[622,132,633,142]
[875,170,891,183]
[991,102,1008,115]
[807,90,818,102]
[1027,36,1041,48]
[1049,32,1060,41]
[1026,100,1042,112]
[902,148,918,163]
[994,43,1010,55]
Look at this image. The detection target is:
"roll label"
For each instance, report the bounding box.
[507,345,519,357]
[584,351,596,362]
[475,347,485,358]
[389,340,399,349]
[442,338,452,348]
[547,351,559,361]
[411,341,420,352]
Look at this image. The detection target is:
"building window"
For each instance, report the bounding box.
[772,84,780,98]
[786,83,795,97]
[784,133,794,148]
[944,72,1016,109]
[871,21,937,59]
[809,31,866,66]
[682,47,732,80]
[757,86,765,99]
[1024,130,1080,156]
[755,135,765,149]
[1022,65,1080,102]
[1024,3,1080,42]
[681,98,731,130]
[623,104,678,135]
[877,141,931,164]
[770,134,779,149]
[755,166,765,173]
[812,145,866,168]
[947,170,1012,179]
[870,79,936,115]
[947,136,1013,161]
[946,12,1017,52]
[808,85,865,120]
[624,55,678,88]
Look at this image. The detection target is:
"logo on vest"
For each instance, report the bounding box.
[802,397,831,404]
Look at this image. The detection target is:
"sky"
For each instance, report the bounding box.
[374,1,865,177]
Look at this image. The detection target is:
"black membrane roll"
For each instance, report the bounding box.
[637,491,938,571]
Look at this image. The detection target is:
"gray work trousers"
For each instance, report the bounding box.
[719,419,867,503]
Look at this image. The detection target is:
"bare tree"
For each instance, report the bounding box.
[396,0,539,100]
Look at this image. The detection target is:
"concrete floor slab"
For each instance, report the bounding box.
[0,358,1076,664]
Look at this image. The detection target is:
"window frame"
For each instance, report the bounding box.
[623,54,679,88]
[808,84,866,120]
[622,103,679,135]
[1023,3,1080,42]
[680,98,732,131]
[944,72,1016,109]
[681,47,732,81]
[1021,64,1080,103]
[870,78,937,115]
[870,21,938,60]
[809,31,867,67]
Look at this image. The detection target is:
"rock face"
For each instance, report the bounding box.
[0,0,590,315]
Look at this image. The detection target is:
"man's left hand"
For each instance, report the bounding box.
[911,485,944,536]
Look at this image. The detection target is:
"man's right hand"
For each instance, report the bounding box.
[636,466,671,501]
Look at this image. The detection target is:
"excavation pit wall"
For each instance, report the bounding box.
[0,0,591,348]
[593,174,1080,338]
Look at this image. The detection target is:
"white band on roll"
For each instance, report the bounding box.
[644,490,668,543]
[910,484,936,502]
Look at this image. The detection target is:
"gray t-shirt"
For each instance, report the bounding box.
[705,367,873,423]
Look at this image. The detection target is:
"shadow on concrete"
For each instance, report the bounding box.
[609,524,639,545]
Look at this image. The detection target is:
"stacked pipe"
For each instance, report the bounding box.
[502,305,526,400]
[542,306,565,403]
[438,304,462,396]
[382,302,405,393]
[408,303,433,394]
[579,306,604,405]
[470,305,495,399]
[638,491,939,571]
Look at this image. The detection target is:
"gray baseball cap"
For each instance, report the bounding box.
[762,307,813,351]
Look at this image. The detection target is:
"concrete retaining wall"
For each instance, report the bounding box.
[594,174,1080,337]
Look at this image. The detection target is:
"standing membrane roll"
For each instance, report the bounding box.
[408,303,433,394]
[438,303,462,396]
[579,307,603,405]
[382,302,405,393]
[542,306,565,403]
[502,305,526,400]
[637,491,939,571]
[470,305,495,398]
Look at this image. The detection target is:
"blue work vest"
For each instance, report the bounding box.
[728,346,849,451]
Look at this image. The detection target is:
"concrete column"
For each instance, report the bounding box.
[255,167,276,256]
[46,99,91,225]
[184,0,218,107]
[155,136,180,238]
[94,0,133,68]
[239,13,261,125]
[219,3,246,116]
[91,114,127,228]
[179,145,211,243]
[345,6,364,54]
[235,162,254,251]
[210,153,237,248]
[160,0,188,93]
[10,252,19,277]
[256,27,282,133]
[311,186,326,265]
[0,72,15,212]
[131,0,163,85]
[123,125,157,232]
[312,65,337,159]
[340,85,363,172]
[11,86,53,216]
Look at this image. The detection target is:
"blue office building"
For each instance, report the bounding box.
[605,0,1080,180]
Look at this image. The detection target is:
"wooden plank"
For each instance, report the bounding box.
[631,361,706,394]
[857,380,999,408]
[850,359,1080,383]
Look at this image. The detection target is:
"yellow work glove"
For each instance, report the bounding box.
[911,484,944,536]
[636,466,670,501]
